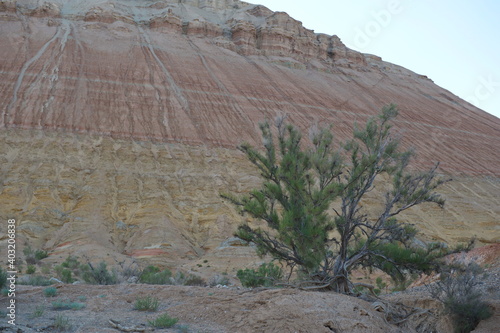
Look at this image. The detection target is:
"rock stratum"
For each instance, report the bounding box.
[0,0,499,271]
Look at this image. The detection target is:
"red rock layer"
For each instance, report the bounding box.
[0,0,499,177]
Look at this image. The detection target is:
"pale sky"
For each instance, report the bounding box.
[254,0,500,119]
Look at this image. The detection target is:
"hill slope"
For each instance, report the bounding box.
[0,0,499,268]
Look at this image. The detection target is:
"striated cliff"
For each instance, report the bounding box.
[0,0,499,269]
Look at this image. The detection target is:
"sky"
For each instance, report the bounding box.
[254,0,500,119]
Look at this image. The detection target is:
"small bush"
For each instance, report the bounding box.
[134,296,160,312]
[53,314,72,331]
[120,264,142,280]
[169,271,206,286]
[34,250,49,261]
[183,274,206,286]
[374,277,387,295]
[60,269,74,284]
[23,245,48,264]
[52,300,86,310]
[237,262,283,288]
[429,262,493,333]
[26,265,36,274]
[55,256,82,283]
[44,286,58,297]
[82,261,117,285]
[60,256,81,269]
[23,244,35,264]
[139,266,172,285]
[148,313,179,328]
[209,274,230,287]
[171,271,186,285]
[31,305,45,318]
[18,275,53,286]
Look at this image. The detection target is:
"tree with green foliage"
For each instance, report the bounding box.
[223,104,458,294]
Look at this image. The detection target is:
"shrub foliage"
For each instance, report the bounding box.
[224,105,461,293]
[237,263,283,288]
[429,262,493,333]
[148,313,179,328]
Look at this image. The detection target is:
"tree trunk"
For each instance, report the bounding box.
[331,258,352,294]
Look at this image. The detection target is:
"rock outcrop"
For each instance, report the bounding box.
[0,0,499,269]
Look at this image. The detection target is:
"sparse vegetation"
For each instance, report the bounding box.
[53,314,72,331]
[429,262,493,333]
[169,271,206,286]
[81,261,117,285]
[35,249,49,261]
[223,105,464,294]
[26,265,36,274]
[55,256,81,283]
[134,296,160,312]
[52,300,86,310]
[23,244,48,264]
[31,305,45,318]
[148,313,179,328]
[41,264,51,274]
[237,262,283,288]
[18,275,53,286]
[60,269,74,284]
[139,265,172,285]
[183,274,206,286]
[209,274,230,287]
[44,286,58,297]
[374,277,387,295]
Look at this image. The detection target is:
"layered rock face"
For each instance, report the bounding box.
[0,0,499,268]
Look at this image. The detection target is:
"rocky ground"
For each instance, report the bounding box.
[1,246,498,333]
[0,283,450,333]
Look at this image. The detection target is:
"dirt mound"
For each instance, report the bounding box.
[1,283,456,333]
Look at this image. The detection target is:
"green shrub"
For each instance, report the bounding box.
[374,276,387,295]
[53,314,72,331]
[148,313,179,328]
[60,256,80,269]
[18,275,52,286]
[82,261,117,285]
[44,286,58,297]
[60,269,74,284]
[430,263,493,333]
[34,250,49,261]
[0,267,7,289]
[237,263,283,288]
[209,274,230,287]
[52,300,86,310]
[134,296,160,312]
[23,244,35,264]
[183,274,206,286]
[26,265,36,274]
[55,256,82,283]
[23,245,48,264]
[447,300,493,333]
[31,305,45,318]
[139,266,172,285]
